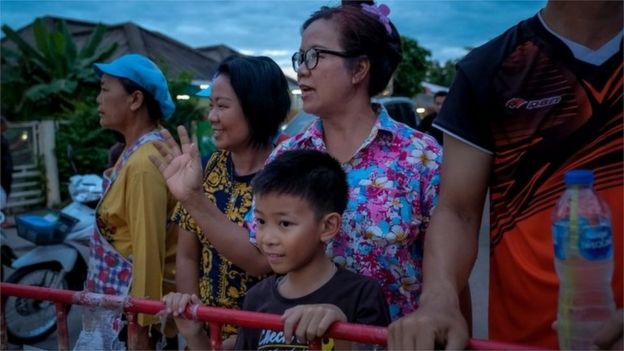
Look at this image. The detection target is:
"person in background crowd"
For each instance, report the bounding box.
[417,91,447,145]
[165,150,390,350]
[169,55,290,347]
[74,53,178,350]
[388,1,623,349]
[152,0,446,324]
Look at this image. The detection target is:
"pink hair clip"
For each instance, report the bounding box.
[361,3,392,35]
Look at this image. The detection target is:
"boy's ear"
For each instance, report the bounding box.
[319,212,341,243]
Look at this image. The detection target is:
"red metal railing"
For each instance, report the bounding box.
[0,282,536,350]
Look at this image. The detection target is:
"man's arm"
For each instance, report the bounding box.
[388,135,492,350]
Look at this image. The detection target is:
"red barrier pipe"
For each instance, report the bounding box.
[209,322,222,350]
[1,297,7,351]
[55,302,69,351]
[127,312,138,350]
[309,339,321,351]
[0,283,538,350]
[468,339,541,350]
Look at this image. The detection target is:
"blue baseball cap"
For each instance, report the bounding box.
[95,54,176,119]
[196,86,211,97]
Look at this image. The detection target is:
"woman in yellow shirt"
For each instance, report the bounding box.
[75,53,177,350]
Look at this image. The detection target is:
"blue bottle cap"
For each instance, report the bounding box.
[564,169,594,186]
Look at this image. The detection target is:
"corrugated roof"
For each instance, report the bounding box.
[2,16,299,89]
[2,16,220,80]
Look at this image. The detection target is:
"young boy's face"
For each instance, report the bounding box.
[254,193,327,274]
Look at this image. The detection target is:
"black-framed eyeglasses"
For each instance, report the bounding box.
[291,48,357,72]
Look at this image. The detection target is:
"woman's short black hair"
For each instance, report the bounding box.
[215,55,291,149]
[119,78,164,123]
[252,150,348,219]
[302,1,402,97]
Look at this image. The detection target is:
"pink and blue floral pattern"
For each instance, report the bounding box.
[251,109,441,320]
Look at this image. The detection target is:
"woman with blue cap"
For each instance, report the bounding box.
[74,53,178,350]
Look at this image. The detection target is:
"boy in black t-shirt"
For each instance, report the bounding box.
[164,150,390,350]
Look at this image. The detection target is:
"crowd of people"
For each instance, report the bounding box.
[64,0,622,350]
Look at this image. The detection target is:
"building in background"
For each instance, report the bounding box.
[2,16,299,97]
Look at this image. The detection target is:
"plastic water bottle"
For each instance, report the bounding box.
[552,170,616,350]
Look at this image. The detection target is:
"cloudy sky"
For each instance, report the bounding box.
[1,0,545,75]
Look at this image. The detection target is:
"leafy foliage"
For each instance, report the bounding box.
[426,59,459,88]
[393,35,431,97]
[1,18,207,200]
[160,71,208,138]
[1,18,118,121]
[55,101,116,183]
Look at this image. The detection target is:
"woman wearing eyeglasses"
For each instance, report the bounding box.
[153,1,441,333]
[272,2,441,321]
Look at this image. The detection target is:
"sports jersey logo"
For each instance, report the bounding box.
[505,98,527,109]
[505,96,561,110]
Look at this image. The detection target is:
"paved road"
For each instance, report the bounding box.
[2,209,491,349]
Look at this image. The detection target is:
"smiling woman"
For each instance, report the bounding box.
[167,55,291,348]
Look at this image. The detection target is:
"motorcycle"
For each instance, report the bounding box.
[1,222,16,283]
[3,174,102,344]
[1,186,16,282]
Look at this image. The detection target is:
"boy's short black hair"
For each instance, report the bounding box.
[252,150,348,218]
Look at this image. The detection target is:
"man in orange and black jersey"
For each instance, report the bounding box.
[388,1,622,350]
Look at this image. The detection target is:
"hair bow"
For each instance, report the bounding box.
[361,3,392,35]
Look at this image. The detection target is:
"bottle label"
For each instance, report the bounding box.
[553,222,567,260]
[578,225,612,261]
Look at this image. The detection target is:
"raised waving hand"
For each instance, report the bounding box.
[149,126,203,203]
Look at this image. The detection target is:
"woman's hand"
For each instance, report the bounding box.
[281,304,347,344]
[162,292,205,339]
[150,126,203,203]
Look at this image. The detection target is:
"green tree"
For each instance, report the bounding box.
[54,101,116,180]
[158,71,207,136]
[1,18,118,121]
[425,46,473,87]
[1,18,207,200]
[393,35,431,97]
[425,59,458,88]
